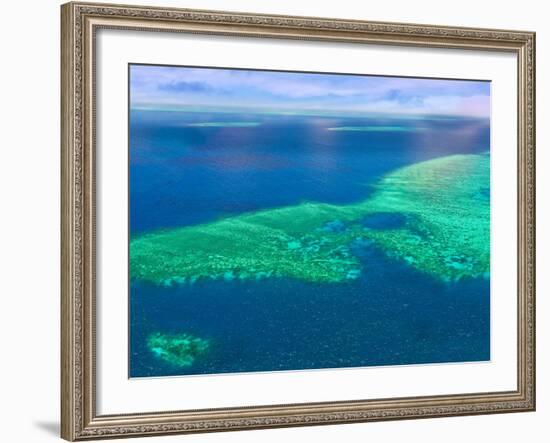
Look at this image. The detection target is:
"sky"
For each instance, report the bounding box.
[130,64,490,118]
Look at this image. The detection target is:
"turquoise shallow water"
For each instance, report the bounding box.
[129,110,490,377]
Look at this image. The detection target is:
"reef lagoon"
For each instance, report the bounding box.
[129,109,490,377]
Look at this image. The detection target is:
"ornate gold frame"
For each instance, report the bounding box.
[61,1,536,440]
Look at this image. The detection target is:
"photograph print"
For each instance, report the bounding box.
[128,64,490,378]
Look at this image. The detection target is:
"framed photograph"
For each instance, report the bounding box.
[61,2,536,440]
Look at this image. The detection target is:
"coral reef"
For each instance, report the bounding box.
[130,154,489,284]
[327,125,423,132]
[365,153,490,281]
[186,122,260,127]
[147,332,210,366]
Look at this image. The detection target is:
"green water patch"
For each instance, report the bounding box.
[130,153,489,284]
[327,126,423,132]
[147,332,210,367]
[186,122,261,128]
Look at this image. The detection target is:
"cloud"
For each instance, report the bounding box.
[158,81,213,93]
[383,89,425,106]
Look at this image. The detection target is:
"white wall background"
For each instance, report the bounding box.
[0,0,546,442]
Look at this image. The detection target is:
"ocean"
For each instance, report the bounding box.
[129,109,490,377]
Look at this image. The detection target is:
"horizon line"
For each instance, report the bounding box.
[130,104,490,120]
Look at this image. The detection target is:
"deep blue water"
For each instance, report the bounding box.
[129,110,490,377]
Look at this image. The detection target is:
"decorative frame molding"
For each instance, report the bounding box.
[61,2,536,440]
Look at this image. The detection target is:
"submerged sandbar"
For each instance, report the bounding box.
[186,122,261,128]
[327,126,423,132]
